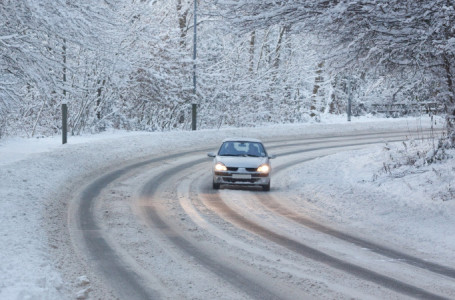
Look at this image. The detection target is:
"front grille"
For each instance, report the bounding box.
[225,167,257,172]
[215,172,268,178]
[224,177,260,183]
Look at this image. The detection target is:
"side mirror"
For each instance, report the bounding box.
[207,152,216,158]
[268,154,276,159]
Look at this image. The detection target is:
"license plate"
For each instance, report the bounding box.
[232,174,251,179]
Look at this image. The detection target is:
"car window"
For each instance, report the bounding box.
[218,141,266,157]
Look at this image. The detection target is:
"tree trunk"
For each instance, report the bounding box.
[274,27,286,69]
[310,61,324,118]
[441,52,455,146]
[249,31,255,73]
[177,0,189,49]
[96,79,106,120]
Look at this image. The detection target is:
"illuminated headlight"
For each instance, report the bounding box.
[257,164,270,173]
[214,162,227,171]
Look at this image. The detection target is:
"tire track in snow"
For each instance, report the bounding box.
[140,159,286,300]
[200,185,448,300]
[72,130,446,299]
[255,168,455,280]
[196,133,451,300]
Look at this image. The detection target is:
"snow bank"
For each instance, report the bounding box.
[279,139,455,263]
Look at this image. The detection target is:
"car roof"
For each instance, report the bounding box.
[221,138,263,143]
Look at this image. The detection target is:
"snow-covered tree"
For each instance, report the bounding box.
[216,0,455,145]
[0,0,194,136]
[2,0,453,140]
[0,0,122,136]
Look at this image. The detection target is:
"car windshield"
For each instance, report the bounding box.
[218,141,266,157]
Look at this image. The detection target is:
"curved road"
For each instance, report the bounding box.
[68,130,454,299]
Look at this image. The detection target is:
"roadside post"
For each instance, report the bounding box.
[192,103,197,130]
[347,80,352,122]
[62,103,67,144]
[192,0,197,131]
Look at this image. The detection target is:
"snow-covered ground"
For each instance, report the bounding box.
[0,115,453,299]
[277,138,455,264]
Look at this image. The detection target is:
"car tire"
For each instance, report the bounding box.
[262,182,270,191]
[213,181,220,189]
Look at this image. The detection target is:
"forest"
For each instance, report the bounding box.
[1,0,454,147]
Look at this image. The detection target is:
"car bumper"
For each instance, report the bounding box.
[213,173,270,186]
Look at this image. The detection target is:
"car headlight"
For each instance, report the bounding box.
[214,162,227,171]
[257,164,270,173]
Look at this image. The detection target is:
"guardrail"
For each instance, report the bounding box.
[371,102,443,117]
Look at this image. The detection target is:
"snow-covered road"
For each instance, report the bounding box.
[1,117,454,299]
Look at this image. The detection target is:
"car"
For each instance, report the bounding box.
[207,138,276,191]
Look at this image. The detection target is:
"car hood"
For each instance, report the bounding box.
[217,156,268,168]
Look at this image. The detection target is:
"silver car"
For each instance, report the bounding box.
[207,138,275,191]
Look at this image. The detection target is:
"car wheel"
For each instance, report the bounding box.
[262,182,270,191]
[213,181,220,189]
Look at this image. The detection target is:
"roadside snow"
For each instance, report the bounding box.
[278,139,455,264]
[0,116,451,299]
